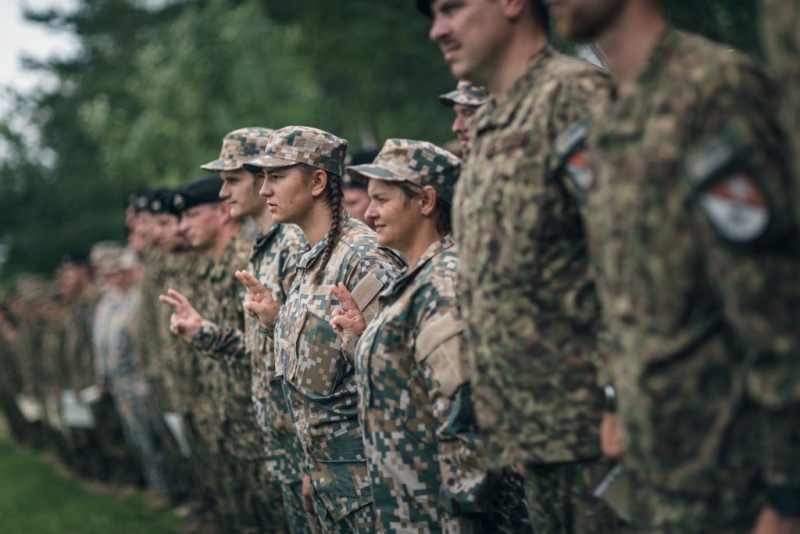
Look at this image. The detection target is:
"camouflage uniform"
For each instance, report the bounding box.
[192,223,317,533]
[346,140,530,533]
[762,0,800,215]
[190,233,288,534]
[243,126,405,533]
[453,44,622,534]
[582,29,800,532]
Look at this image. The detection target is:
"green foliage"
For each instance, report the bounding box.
[0,0,765,281]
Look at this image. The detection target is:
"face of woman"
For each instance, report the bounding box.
[365,180,423,254]
[259,165,316,226]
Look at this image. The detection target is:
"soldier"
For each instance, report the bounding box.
[161,173,286,533]
[762,0,800,216]
[330,139,531,533]
[240,126,403,533]
[164,127,312,533]
[419,0,621,532]
[342,149,379,229]
[548,0,800,532]
[438,80,488,154]
[57,252,103,479]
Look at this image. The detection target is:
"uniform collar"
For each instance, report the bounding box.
[296,214,353,270]
[250,223,280,261]
[633,27,678,91]
[475,44,555,133]
[381,235,454,299]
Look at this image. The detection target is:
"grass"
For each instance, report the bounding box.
[0,417,184,534]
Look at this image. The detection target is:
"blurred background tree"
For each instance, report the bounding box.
[0,0,764,282]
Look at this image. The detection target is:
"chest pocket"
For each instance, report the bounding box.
[414,314,467,398]
[290,272,386,397]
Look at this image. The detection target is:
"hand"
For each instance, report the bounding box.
[302,475,316,514]
[158,289,204,343]
[235,270,280,329]
[601,412,625,460]
[753,507,800,534]
[329,283,367,343]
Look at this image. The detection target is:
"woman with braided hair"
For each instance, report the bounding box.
[240,126,403,534]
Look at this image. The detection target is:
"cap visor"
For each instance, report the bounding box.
[345,164,396,185]
[200,159,240,172]
[242,155,299,175]
[438,91,459,107]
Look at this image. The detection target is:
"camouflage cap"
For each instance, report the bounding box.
[243,126,348,177]
[439,80,489,108]
[13,274,55,303]
[90,241,124,274]
[346,139,462,204]
[200,127,275,172]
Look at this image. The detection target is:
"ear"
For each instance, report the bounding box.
[500,0,526,19]
[419,186,439,217]
[309,169,329,199]
[218,201,233,224]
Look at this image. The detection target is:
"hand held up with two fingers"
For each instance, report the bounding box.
[235,270,279,329]
[329,283,366,344]
[158,289,204,343]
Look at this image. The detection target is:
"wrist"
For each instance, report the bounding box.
[603,384,617,413]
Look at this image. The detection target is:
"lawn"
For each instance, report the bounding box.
[0,417,184,534]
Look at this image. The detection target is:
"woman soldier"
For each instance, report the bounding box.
[239,126,403,534]
[330,139,531,533]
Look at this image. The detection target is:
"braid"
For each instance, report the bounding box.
[311,167,344,284]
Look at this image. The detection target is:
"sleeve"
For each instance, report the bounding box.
[683,60,800,489]
[190,319,250,368]
[414,282,492,515]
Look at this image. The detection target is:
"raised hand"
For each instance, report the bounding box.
[235,270,279,329]
[329,283,367,343]
[158,289,204,343]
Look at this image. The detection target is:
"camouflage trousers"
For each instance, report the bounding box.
[281,479,322,534]
[225,456,288,534]
[313,498,377,534]
[91,395,143,486]
[524,458,628,534]
[114,389,170,492]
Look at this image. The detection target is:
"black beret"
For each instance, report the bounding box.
[171,175,223,215]
[343,149,380,190]
[416,0,432,17]
[60,252,91,268]
[148,189,176,215]
[131,189,154,213]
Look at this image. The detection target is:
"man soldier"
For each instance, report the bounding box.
[419,0,621,532]
[438,80,488,154]
[161,173,287,533]
[548,0,800,532]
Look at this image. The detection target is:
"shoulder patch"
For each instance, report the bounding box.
[682,135,776,245]
[555,116,593,193]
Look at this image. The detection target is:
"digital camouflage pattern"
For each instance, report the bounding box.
[453,45,622,534]
[275,215,402,526]
[762,0,800,217]
[439,80,489,108]
[356,235,530,533]
[243,126,348,177]
[346,139,462,204]
[584,29,800,532]
[200,127,275,172]
[191,233,287,533]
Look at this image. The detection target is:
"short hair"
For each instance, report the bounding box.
[530,0,551,36]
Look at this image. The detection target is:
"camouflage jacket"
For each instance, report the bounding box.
[191,234,264,461]
[763,0,800,218]
[137,251,170,381]
[96,286,146,392]
[275,215,402,521]
[63,286,101,390]
[192,223,307,483]
[158,250,206,415]
[357,235,493,532]
[454,44,611,468]
[584,29,800,528]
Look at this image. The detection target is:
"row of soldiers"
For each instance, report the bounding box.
[2,0,800,533]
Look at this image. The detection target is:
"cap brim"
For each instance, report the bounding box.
[438,91,458,107]
[345,164,396,185]
[200,158,241,172]
[242,155,299,175]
